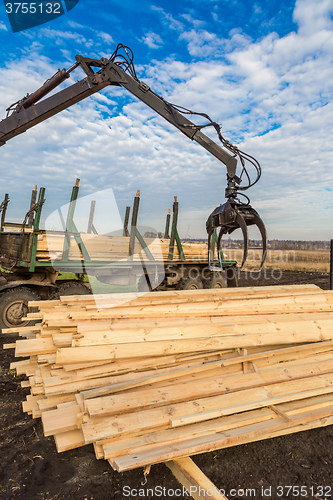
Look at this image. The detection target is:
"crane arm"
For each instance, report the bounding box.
[0,75,109,145]
[0,54,237,179]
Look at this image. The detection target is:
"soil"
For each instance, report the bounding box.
[0,270,332,500]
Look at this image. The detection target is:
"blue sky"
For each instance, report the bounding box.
[0,0,332,240]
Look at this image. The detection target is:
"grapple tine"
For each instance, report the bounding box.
[217,226,228,269]
[251,213,267,269]
[207,231,213,269]
[235,212,249,269]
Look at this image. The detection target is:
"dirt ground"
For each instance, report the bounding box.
[1,270,332,500]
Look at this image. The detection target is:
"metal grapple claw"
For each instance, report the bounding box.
[206,199,267,270]
[235,211,249,268]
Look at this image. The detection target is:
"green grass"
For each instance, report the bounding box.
[56,272,89,282]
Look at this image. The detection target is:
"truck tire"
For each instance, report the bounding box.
[203,274,227,289]
[176,277,203,290]
[0,287,40,330]
[50,281,91,299]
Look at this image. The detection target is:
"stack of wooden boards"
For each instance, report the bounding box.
[5,284,333,474]
[35,233,208,262]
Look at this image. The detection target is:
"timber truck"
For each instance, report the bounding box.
[0,44,267,329]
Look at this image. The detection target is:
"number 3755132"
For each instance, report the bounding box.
[5,3,62,14]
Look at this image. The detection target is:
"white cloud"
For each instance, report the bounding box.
[19,24,113,57]
[151,6,184,31]
[293,0,333,34]
[141,32,163,49]
[39,27,89,44]
[178,27,253,58]
[67,20,84,29]
[0,21,8,31]
[98,31,113,44]
[181,13,206,28]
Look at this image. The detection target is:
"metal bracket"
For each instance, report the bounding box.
[138,82,150,93]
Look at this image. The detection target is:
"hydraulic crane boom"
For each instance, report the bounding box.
[0,55,237,174]
[0,44,267,268]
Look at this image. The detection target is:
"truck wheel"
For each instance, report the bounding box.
[0,287,40,330]
[176,277,203,290]
[50,281,91,299]
[203,274,227,289]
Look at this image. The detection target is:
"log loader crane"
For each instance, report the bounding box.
[0,44,267,328]
[0,44,267,266]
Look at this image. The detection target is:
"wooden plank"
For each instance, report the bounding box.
[29,300,61,308]
[37,354,56,364]
[60,284,321,305]
[50,347,333,401]
[165,457,228,500]
[111,408,333,471]
[100,393,333,460]
[15,337,56,356]
[41,404,81,436]
[2,325,41,335]
[75,356,201,382]
[269,405,293,422]
[72,319,333,346]
[102,407,277,460]
[80,361,245,400]
[54,429,86,452]
[37,394,76,412]
[79,286,325,310]
[3,343,15,349]
[52,334,73,347]
[83,356,333,417]
[170,379,333,428]
[44,357,235,389]
[56,328,333,363]
[10,359,39,375]
[63,360,117,371]
[43,286,325,309]
[74,311,333,333]
[81,374,333,444]
[66,294,333,320]
[22,395,46,413]
[103,399,333,464]
[63,355,181,373]
[43,360,231,395]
